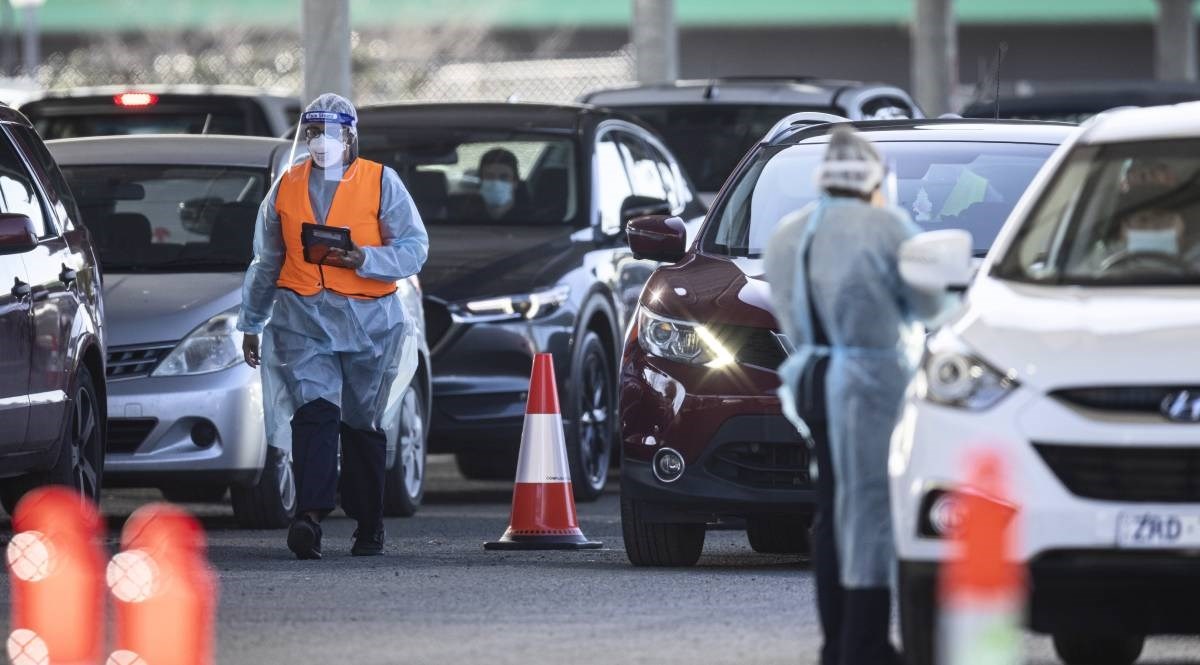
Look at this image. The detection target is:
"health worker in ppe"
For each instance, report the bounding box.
[764,126,945,665]
[238,93,429,560]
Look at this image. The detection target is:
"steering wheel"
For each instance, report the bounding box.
[1099,250,1192,274]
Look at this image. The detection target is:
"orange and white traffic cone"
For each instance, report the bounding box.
[485,353,602,550]
[6,487,106,665]
[107,503,217,665]
[939,449,1024,665]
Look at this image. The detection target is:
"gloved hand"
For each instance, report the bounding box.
[325,244,365,269]
[243,333,261,368]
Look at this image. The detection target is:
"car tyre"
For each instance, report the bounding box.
[1052,633,1144,665]
[1,366,105,515]
[160,486,228,504]
[566,330,614,502]
[621,495,705,567]
[746,515,812,554]
[899,563,937,665]
[383,379,427,517]
[230,445,296,529]
[455,450,518,480]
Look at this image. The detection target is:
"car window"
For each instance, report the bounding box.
[60,165,267,272]
[995,140,1200,286]
[32,112,250,140]
[10,125,79,231]
[706,140,1058,257]
[595,132,634,234]
[359,130,580,226]
[0,130,50,237]
[622,133,696,216]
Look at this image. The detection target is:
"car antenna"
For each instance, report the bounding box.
[993,41,1009,120]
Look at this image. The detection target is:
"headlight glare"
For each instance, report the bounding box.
[637,308,735,368]
[152,309,244,377]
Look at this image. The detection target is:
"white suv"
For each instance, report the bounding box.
[890,103,1200,665]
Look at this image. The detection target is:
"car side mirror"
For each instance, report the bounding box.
[619,195,672,233]
[627,214,687,263]
[899,230,974,294]
[0,213,38,255]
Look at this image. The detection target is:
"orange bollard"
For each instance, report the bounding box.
[6,486,106,665]
[107,503,217,665]
[485,353,601,550]
[939,449,1024,665]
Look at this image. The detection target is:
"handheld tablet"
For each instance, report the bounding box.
[301,223,353,265]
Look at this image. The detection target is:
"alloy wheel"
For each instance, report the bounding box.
[398,385,425,499]
[577,347,612,490]
[71,381,102,501]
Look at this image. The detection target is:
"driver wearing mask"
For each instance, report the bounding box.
[464,148,532,222]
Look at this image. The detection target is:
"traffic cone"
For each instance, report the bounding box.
[938,450,1024,665]
[6,486,106,665]
[485,353,602,550]
[107,503,217,665]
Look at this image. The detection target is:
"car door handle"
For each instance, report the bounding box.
[60,264,77,285]
[11,277,30,299]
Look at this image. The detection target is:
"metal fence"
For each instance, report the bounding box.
[32,28,635,105]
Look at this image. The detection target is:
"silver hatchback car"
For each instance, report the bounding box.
[46,135,432,527]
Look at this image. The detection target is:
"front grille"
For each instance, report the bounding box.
[423,298,453,349]
[706,441,811,490]
[1035,443,1200,503]
[106,343,175,380]
[707,324,788,370]
[107,418,158,454]
[1052,387,1196,415]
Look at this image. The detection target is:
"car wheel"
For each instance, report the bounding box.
[899,563,937,665]
[454,450,518,480]
[566,331,614,502]
[621,495,705,567]
[745,515,812,554]
[383,379,427,517]
[230,445,296,529]
[1053,633,1144,665]
[160,486,228,503]
[2,366,106,514]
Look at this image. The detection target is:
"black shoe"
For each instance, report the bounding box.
[287,516,323,560]
[351,524,385,557]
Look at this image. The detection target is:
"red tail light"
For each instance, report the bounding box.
[114,93,158,107]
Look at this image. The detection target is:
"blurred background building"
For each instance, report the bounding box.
[0,0,1196,108]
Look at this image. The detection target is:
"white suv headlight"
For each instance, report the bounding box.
[637,308,736,369]
[916,336,1017,410]
[152,308,244,377]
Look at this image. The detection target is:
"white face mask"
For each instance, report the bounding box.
[480,178,514,209]
[308,135,345,170]
[1126,229,1180,255]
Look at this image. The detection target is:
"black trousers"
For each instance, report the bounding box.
[807,396,900,665]
[291,398,386,530]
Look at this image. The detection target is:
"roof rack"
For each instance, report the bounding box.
[763,112,849,144]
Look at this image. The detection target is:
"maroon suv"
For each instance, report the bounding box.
[618,118,1071,566]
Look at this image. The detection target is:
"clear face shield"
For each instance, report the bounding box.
[288,110,359,184]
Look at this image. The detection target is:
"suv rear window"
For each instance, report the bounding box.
[33,112,250,139]
[615,105,837,192]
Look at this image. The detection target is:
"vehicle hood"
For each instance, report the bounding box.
[103,272,243,346]
[419,225,582,301]
[644,253,778,329]
[957,278,1200,389]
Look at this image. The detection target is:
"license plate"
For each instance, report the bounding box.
[1117,513,1200,548]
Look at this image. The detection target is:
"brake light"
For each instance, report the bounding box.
[114,93,158,107]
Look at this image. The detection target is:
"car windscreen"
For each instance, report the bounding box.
[704,140,1058,258]
[358,130,580,226]
[993,140,1200,286]
[60,165,266,272]
[612,105,838,192]
[32,112,251,139]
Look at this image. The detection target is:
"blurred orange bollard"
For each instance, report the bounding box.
[6,486,106,665]
[939,450,1024,665]
[107,503,217,665]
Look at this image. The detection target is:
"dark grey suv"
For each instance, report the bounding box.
[0,104,107,513]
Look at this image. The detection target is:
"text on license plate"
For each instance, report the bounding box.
[1117,513,1200,548]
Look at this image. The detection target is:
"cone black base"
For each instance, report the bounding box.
[484,533,602,550]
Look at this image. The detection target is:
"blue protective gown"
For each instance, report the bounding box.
[238,161,429,444]
[764,197,943,588]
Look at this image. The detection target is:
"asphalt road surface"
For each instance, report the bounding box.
[2,456,1198,664]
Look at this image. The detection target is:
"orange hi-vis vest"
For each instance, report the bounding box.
[275,158,397,299]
